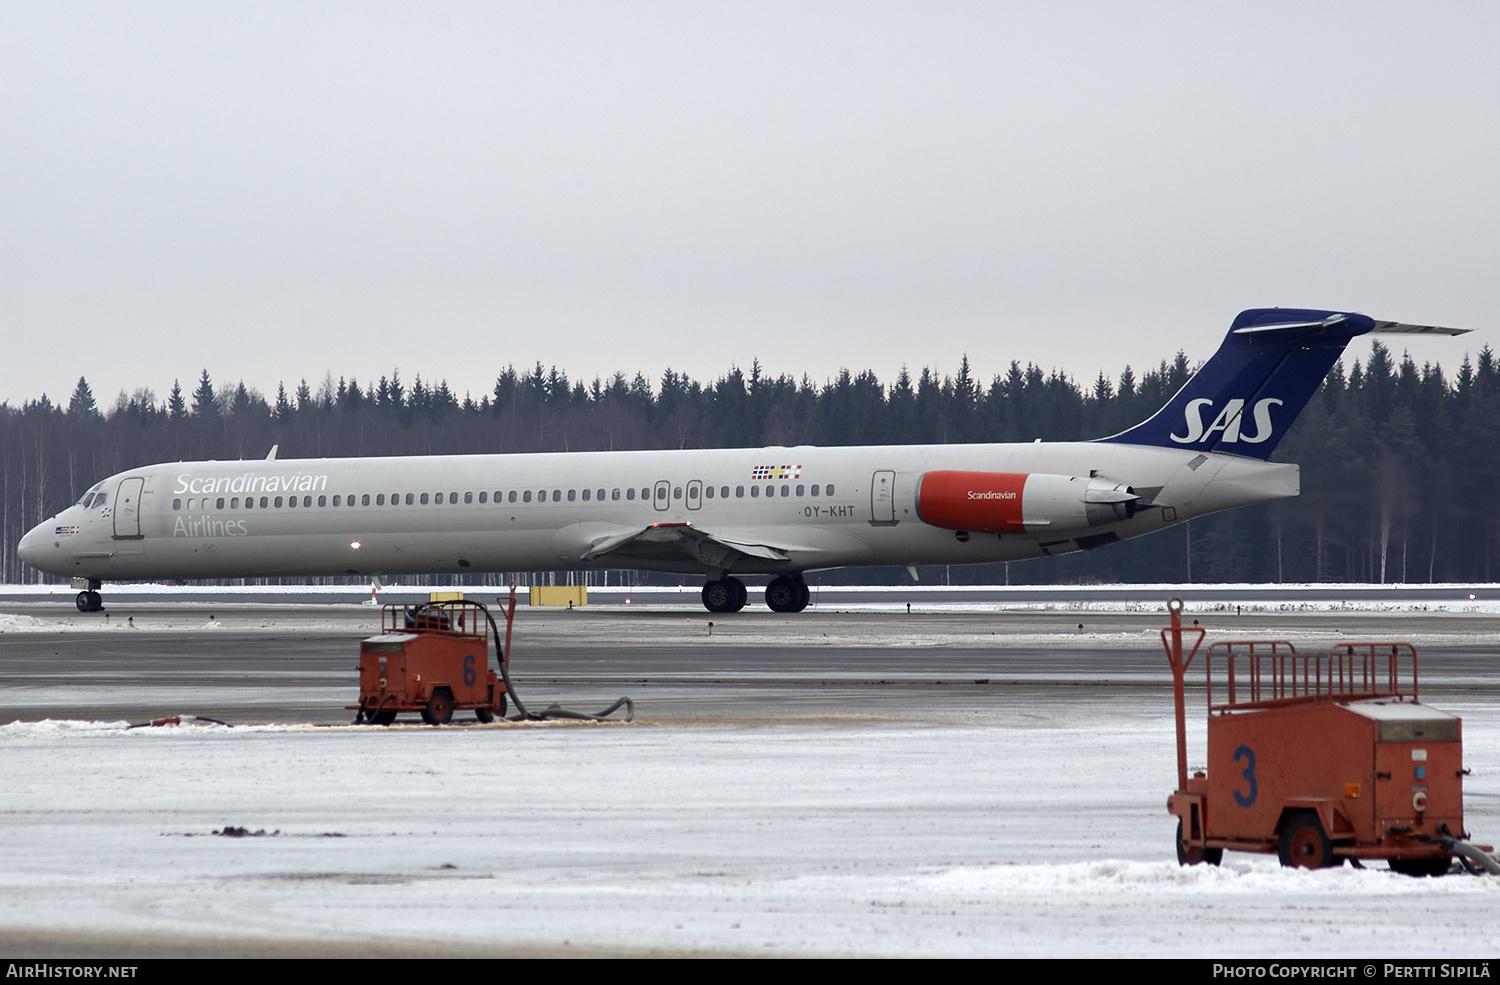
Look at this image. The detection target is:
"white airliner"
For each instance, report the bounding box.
[19,308,1467,614]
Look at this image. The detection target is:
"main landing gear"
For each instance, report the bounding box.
[75,580,104,612]
[764,575,810,614]
[701,577,748,613]
[699,575,811,613]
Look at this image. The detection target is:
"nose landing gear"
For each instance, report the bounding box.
[74,579,104,612]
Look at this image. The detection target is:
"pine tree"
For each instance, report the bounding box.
[67,377,100,418]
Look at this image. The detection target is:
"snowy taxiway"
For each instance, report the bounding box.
[1,587,1498,957]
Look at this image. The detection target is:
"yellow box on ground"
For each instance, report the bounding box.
[530,586,587,607]
[428,591,464,602]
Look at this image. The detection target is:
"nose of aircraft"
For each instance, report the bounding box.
[17,520,51,572]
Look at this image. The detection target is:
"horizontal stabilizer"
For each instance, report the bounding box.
[1232,313,1352,335]
[1370,320,1471,336]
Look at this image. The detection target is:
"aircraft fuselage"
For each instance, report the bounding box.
[20,440,1296,584]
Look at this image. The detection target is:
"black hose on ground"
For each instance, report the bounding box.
[476,600,633,724]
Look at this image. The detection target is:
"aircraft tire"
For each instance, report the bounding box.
[727,577,747,612]
[702,580,734,613]
[765,577,802,613]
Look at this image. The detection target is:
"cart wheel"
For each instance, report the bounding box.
[1389,856,1452,877]
[475,707,495,723]
[1278,812,1337,869]
[1175,819,1222,866]
[421,688,454,726]
[372,709,397,726]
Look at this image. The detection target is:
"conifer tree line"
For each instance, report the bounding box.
[1,342,1496,586]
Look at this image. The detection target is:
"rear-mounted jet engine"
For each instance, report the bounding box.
[915,470,1139,534]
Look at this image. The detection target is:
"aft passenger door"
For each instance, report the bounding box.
[653,479,670,512]
[869,470,897,526]
[113,477,145,538]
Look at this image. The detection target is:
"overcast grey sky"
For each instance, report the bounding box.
[2,1,1495,411]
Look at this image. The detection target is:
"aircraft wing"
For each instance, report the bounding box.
[581,522,792,569]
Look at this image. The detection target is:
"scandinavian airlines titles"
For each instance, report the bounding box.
[174,472,330,495]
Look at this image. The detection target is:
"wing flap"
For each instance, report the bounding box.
[581,522,791,567]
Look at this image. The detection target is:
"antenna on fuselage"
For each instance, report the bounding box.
[266,445,278,461]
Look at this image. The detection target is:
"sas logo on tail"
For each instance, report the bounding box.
[1171,398,1283,445]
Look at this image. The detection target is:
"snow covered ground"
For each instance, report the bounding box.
[3,701,1499,957]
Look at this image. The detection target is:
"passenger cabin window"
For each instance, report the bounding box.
[468,492,476,504]
[568,489,577,502]
[626,488,635,500]
[173,498,181,510]
[612,489,620,501]
[736,486,744,497]
[552,490,561,502]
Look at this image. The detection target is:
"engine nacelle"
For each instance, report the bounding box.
[915,470,1139,534]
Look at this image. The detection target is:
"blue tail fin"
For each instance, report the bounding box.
[1099,308,1375,460]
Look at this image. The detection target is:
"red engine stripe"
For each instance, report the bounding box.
[917,471,1028,533]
